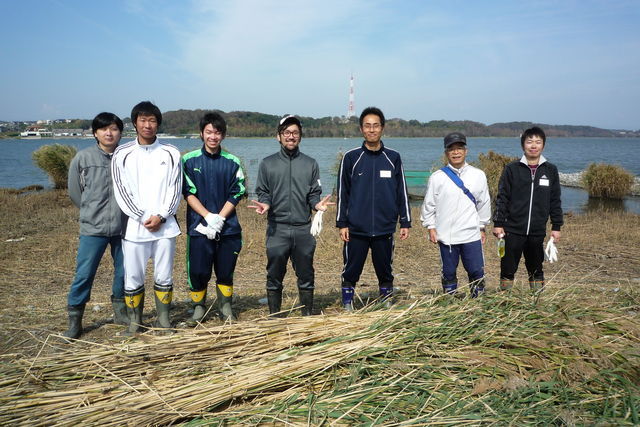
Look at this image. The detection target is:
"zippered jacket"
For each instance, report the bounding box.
[182,146,245,236]
[111,138,182,242]
[336,142,411,236]
[420,163,491,245]
[68,143,123,236]
[493,155,563,236]
[255,146,322,225]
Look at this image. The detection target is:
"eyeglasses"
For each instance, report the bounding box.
[363,123,382,130]
[281,130,300,138]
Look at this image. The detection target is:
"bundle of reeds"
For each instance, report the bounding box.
[1,286,638,425]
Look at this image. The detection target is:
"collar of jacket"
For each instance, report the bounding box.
[279,145,300,159]
[361,140,384,155]
[135,137,159,150]
[94,142,115,158]
[519,154,547,166]
[446,162,468,174]
[201,145,222,159]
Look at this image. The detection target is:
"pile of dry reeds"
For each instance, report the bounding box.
[1,285,638,426]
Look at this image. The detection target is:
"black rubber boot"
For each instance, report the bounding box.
[124,288,144,336]
[63,304,85,339]
[470,278,486,298]
[187,289,207,326]
[111,296,129,326]
[341,281,356,312]
[267,289,284,317]
[154,283,173,328]
[299,289,314,316]
[216,284,237,322]
[379,282,393,308]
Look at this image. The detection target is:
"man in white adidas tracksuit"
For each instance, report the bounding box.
[112,101,182,334]
[420,132,491,297]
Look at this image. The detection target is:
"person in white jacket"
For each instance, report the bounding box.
[112,101,182,334]
[420,132,491,297]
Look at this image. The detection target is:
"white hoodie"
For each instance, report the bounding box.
[420,163,491,245]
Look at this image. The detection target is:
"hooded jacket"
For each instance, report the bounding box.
[493,155,563,236]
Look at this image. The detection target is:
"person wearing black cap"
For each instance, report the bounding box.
[336,107,412,310]
[420,132,491,297]
[248,115,333,317]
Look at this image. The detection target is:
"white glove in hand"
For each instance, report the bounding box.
[545,237,558,263]
[205,213,225,234]
[310,210,323,237]
[195,224,217,240]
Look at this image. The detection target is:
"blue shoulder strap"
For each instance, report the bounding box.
[440,167,477,205]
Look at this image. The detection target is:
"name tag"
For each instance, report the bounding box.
[539,178,549,186]
[380,170,391,178]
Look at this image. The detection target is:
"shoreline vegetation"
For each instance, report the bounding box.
[0,189,639,423]
[2,108,639,138]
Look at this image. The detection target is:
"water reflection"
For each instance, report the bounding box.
[583,197,625,213]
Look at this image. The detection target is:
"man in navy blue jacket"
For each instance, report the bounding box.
[336,107,411,310]
[182,112,245,323]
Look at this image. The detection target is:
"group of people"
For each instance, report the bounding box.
[63,102,563,339]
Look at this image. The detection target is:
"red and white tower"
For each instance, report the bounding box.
[347,74,355,118]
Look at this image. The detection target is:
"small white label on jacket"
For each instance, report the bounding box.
[539,178,549,186]
[380,170,391,178]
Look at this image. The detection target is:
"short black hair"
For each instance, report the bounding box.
[131,101,162,127]
[359,106,385,128]
[91,112,123,134]
[521,126,546,147]
[199,112,227,136]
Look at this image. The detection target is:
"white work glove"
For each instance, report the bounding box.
[195,224,217,240]
[310,210,323,237]
[545,237,558,263]
[205,213,225,234]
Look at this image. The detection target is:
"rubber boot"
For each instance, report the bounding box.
[111,296,129,326]
[187,289,207,326]
[154,283,173,329]
[379,283,393,308]
[299,289,314,316]
[267,289,284,318]
[529,280,544,293]
[470,278,486,299]
[124,287,144,336]
[342,282,355,312]
[499,278,514,291]
[216,284,236,321]
[442,282,458,295]
[63,304,85,339]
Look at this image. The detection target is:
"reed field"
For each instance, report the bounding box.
[0,189,639,425]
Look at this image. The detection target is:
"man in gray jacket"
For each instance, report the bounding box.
[248,115,332,316]
[64,112,126,338]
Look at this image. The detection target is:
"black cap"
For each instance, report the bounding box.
[444,132,467,149]
[278,114,302,133]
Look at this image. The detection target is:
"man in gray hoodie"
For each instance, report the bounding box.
[248,115,332,316]
[64,112,126,338]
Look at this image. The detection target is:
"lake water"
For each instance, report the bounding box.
[1,136,639,214]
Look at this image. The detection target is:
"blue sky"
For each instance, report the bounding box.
[1,0,639,129]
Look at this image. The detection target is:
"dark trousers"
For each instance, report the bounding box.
[187,234,242,291]
[438,239,484,285]
[500,233,545,281]
[342,233,394,285]
[266,222,316,291]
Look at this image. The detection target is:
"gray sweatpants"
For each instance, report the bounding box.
[265,222,316,291]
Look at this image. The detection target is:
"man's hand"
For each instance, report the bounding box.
[314,195,335,212]
[551,230,561,243]
[247,200,270,215]
[493,226,505,239]
[480,229,486,245]
[428,228,438,244]
[339,227,349,242]
[144,215,162,232]
[399,228,410,241]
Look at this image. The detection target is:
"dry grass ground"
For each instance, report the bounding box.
[0,189,639,354]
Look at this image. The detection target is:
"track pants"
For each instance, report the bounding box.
[438,239,485,285]
[67,235,124,306]
[342,233,394,285]
[187,234,242,291]
[122,238,176,292]
[500,233,545,281]
[266,222,316,291]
